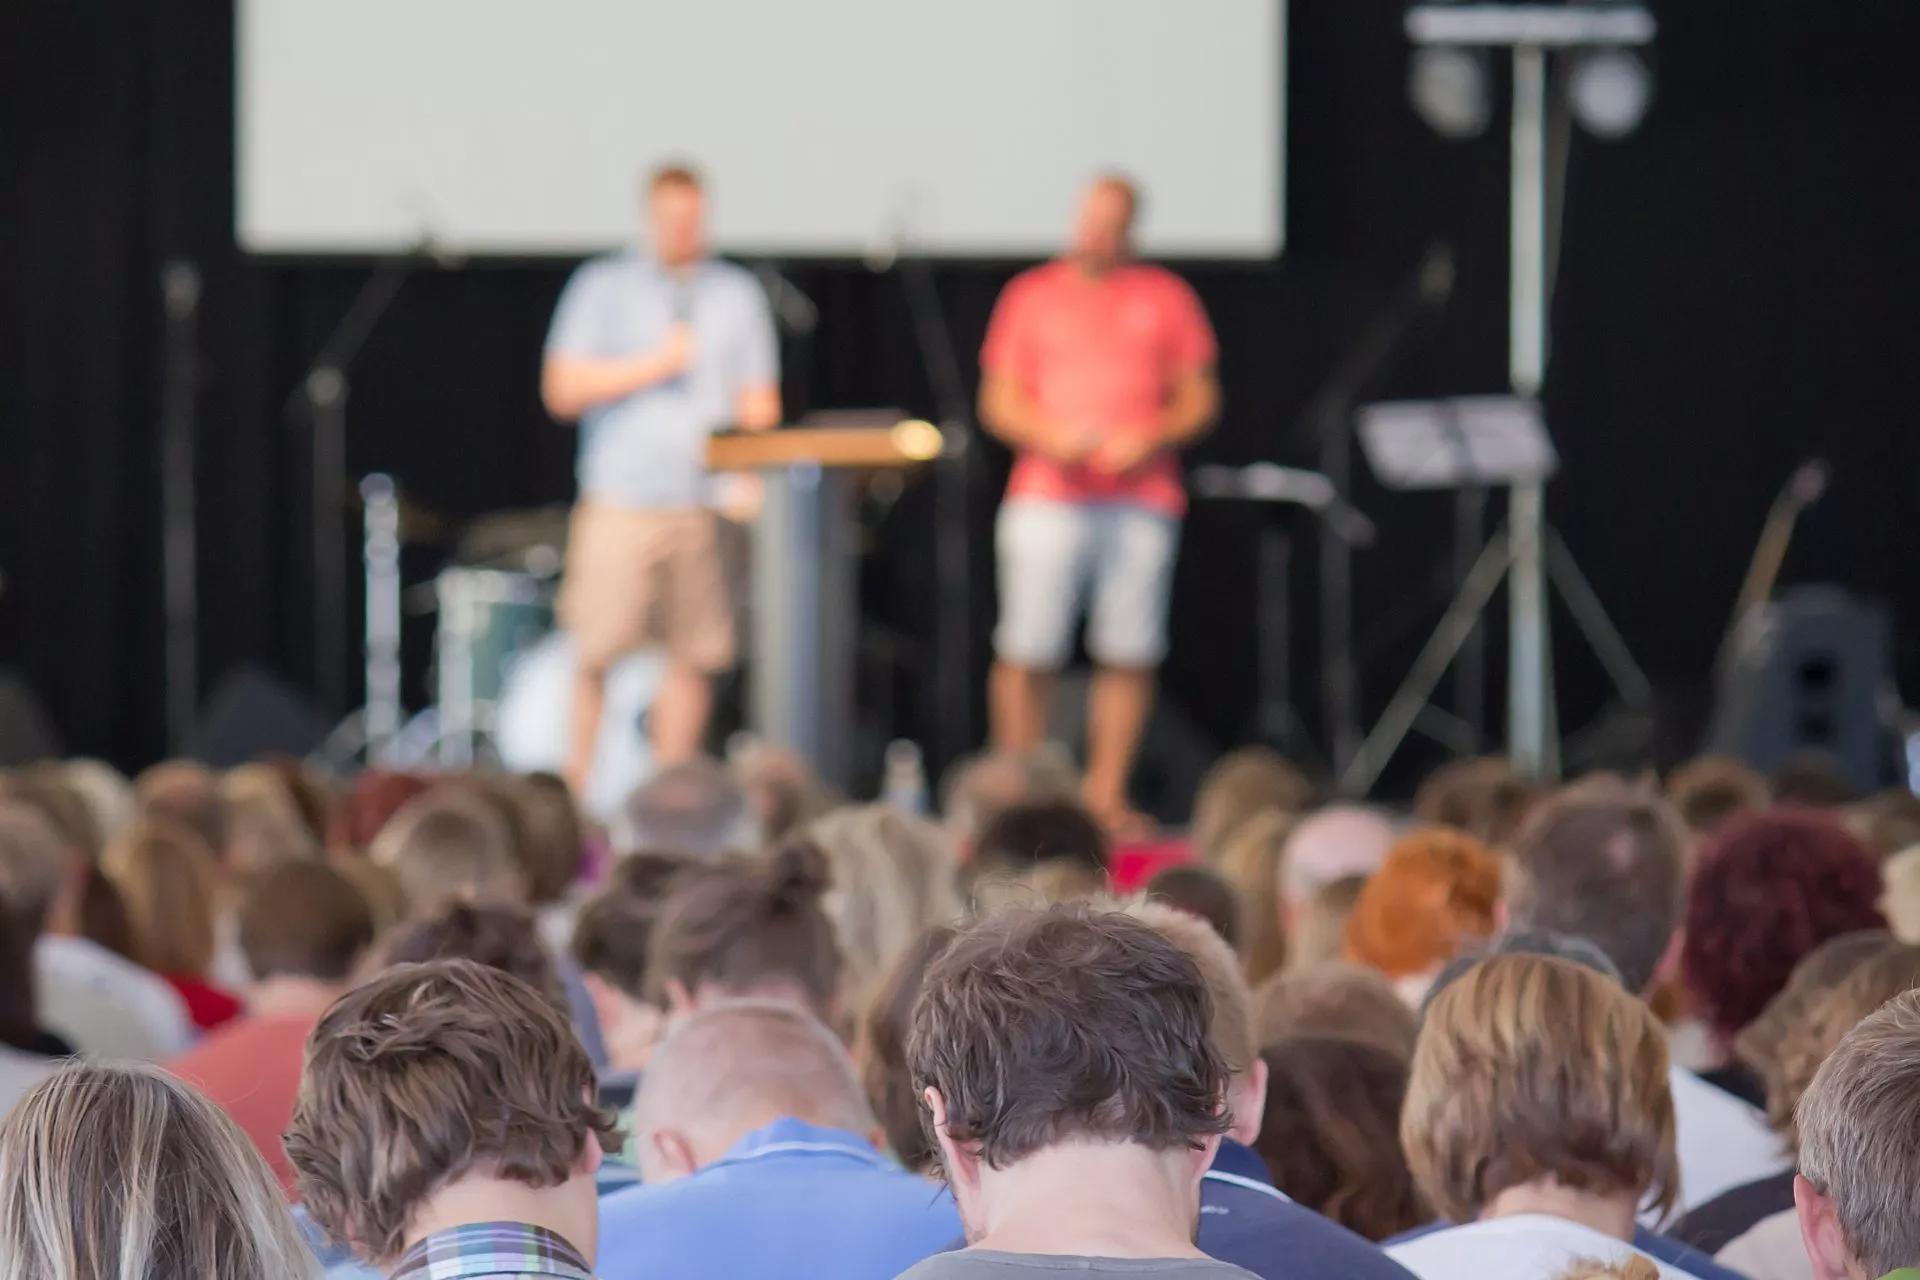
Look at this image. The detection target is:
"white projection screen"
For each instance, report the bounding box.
[237,0,1284,259]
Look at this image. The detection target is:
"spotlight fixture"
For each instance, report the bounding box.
[1567,46,1653,138]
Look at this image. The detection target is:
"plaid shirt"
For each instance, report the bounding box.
[389,1222,594,1279]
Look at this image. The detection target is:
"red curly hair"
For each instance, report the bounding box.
[1343,827,1500,980]
[1682,807,1885,1039]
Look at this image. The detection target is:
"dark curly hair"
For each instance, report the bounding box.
[907,904,1231,1171]
[1683,807,1886,1039]
[383,903,566,1015]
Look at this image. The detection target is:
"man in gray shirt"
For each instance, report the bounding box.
[541,164,779,795]
[897,905,1258,1280]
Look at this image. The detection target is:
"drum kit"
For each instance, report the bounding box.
[320,483,659,815]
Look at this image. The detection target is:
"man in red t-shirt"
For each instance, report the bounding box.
[978,174,1219,830]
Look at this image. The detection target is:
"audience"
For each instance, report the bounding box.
[939,747,1079,860]
[1189,746,1314,861]
[1666,757,1770,840]
[169,860,375,1194]
[0,799,193,1059]
[383,901,569,1012]
[100,817,243,1030]
[1343,827,1500,1005]
[732,739,833,843]
[1281,806,1396,932]
[646,842,842,1023]
[1255,1035,1427,1241]
[1844,786,1920,859]
[1213,808,1293,982]
[571,863,689,1094]
[221,761,324,873]
[901,904,1254,1278]
[1768,752,1860,809]
[1252,961,1419,1061]
[1288,873,1371,972]
[1123,898,1418,1280]
[1681,808,1886,1104]
[970,797,1109,878]
[370,785,527,914]
[0,1061,317,1279]
[857,922,958,1172]
[1793,987,1920,1280]
[0,888,62,1112]
[618,755,758,858]
[1505,777,1788,1214]
[599,1000,961,1278]
[287,960,617,1277]
[1410,756,1535,846]
[803,803,962,1008]
[1881,843,1920,941]
[1146,862,1242,949]
[1390,953,1720,1280]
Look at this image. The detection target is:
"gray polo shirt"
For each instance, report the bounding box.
[545,250,778,510]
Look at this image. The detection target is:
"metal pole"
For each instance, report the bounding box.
[360,474,404,761]
[1506,44,1554,778]
[308,367,349,717]
[1321,423,1358,781]
[159,261,202,752]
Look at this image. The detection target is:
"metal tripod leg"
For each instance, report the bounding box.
[1343,527,1517,796]
[1545,528,1653,709]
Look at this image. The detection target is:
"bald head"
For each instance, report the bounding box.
[1281,806,1395,911]
[633,1000,875,1183]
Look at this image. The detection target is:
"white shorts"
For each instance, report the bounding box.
[994,498,1180,671]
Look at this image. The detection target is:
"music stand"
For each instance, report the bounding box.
[1341,396,1649,795]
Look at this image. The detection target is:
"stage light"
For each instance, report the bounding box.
[1409,45,1493,139]
[1567,47,1652,137]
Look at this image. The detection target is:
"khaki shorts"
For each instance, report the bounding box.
[558,502,736,674]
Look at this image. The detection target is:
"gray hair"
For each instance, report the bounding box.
[803,804,962,1008]
[1797,987,1920,1276]
[0,1061,318,1280]
[619,758,757,860]
[1420,928,1624,1022]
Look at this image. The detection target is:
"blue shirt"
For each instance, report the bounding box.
[1200,1140,1418,1280]
[545,251,778,510]
[596,1116,961,1280]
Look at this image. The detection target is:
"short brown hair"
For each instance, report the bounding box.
[370,788,524,915]
[1770,941,1920,1148]
[1190,747,1313,860]
[1253,962,1418,1061]
[238,861,375,982]
[858,924,958,1173]
[1797,988,1920,1276]
[1145,863,1241,951]
[1403,953,1678,1224]
[1412,757,1537,846]
[908,904,1230,1170]
[1123,897,1257,1078]
[1667,756,1768,835]
[1505,776,1690,993]
[646,842,841,1015]
[647,162,703,196]
[383,903,567,1014]
[287,959,617,1263]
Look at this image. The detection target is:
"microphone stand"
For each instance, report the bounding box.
[282,248,424,717]
[160,261,203,753]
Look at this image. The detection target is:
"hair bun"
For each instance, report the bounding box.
[765,840,830,909]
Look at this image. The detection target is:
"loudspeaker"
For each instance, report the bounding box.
[1707,585,1898,792]
[0,668,63,765]
[185,666,332,767]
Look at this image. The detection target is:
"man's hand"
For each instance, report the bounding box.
[1036,419,1101,466]
[1088,432,1162,477]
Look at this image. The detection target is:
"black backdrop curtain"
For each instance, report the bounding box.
[4,0,1918,794]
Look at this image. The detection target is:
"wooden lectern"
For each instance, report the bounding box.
[707,416,943,788]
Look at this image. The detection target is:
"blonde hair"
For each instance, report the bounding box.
[1287,874,1368,974]
[1191,749,1312,861]
[100,818,221,976]
[1214,808,1294,986]
[0,1061,318,1280]
[1403,953,1679,1225]
[222,764,322,874]
[1884,845,1920,942]
[803,805,962,1009]
[1770,942,1920,1149]
[970,860,1109,915]
[1554,1259,1659,1280]
[1124,897,1257,1076]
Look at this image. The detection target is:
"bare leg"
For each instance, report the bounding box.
[649,659,713,764]
[1083,664,1155,825]
[990,659,1053,756]
[566,660,610,799]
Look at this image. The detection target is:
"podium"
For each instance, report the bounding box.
[707,417,943,789]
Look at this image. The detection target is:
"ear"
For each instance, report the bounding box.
[1229,1057,1269,1147]
[1649,927,1686,994]
[665,978,698,1018]
[647,1128,702,1183]
[1190,1131,1224,1185]
[925,1087,979,1191]
[1795,1174,1859,1280]
[1493,899,1511,933]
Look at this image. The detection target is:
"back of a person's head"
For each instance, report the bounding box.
[0,801,69,933]
[1411,756,1536,846]
[1683,807,1886,1038]
[1190,747,1314,860]
[333,769,433,852]
[1252,962,1418,1062]
[286,959,616,1265]
[383,901,566,1013]
[972,798,1108,876]
[803,804,961,1008]
[1402,952,1678,1224]
[1212,807,1293,984]
[647,842,842,1019]
[1733,929,1897,1135]
[1666,755,1769,837]
[734,743,831,843]
[1122,897,1256,1081]
[620,756,755,860]
[1286,874,1369,974]
[220,763,323,874]
[1796,988,1920,1278]
[369,786,527,915]
[908,903,1230,1170]
[1344,826,1500,984]
[1505,776,1689,993]
[939,748,1079,850]
[100,818,221,977]
[1770,942,1920,1149]
[1255,1035,1427,1242]
[1846,787,1920,863]
[0,767,98,860]
[1884,844,1920,942]
[1145,863,1241,951]
[635,1000,874,1179]
[0,1061,316,1280]
[56,759,135,848]
[1280,805,1395,912]
[514,771,586,903]
[1769,750,1860,809]
[859,924,957,1173]
[134,760,227,859]
[238,861,376,984]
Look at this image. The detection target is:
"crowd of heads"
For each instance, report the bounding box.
[2,740,1919,1280]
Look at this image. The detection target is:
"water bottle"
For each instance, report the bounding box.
[882,739,929,816]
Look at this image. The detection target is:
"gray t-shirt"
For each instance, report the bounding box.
[898,1251,1260,1279]
[545,250,778,510]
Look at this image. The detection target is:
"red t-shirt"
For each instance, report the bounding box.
[980,259,1217,517]
[165,974,244,1033]
[168,1015,317,1197]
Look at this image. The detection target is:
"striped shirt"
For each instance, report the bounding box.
[389,1222,593,1280]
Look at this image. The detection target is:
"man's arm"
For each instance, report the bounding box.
[541,325,691,422]
[735,382,782,432]
[980,372,1090,463]
[1159,363,1220,445]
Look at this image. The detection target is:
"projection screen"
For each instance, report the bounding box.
[237,0,1284,259]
